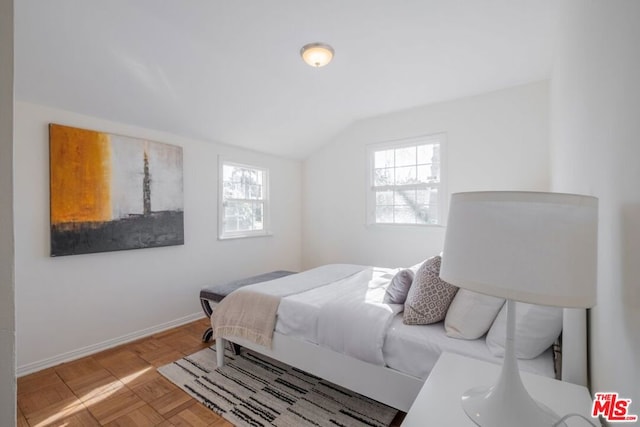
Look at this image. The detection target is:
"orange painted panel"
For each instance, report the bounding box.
[49,124,112,224]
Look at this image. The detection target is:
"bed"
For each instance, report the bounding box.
[211,263,588,412]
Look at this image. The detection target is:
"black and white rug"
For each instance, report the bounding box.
[158,346,398,427]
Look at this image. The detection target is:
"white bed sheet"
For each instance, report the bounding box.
[382,314,556,379]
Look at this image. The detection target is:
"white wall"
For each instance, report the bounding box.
[303,82,550,269]
[14,102,302,374]
[551,0,640,408]
[0,0,16,424]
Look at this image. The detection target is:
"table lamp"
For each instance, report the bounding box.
[440,191,598,427]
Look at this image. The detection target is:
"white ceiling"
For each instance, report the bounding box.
[15,1,558,159]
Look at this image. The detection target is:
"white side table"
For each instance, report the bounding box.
[402,352,599,426]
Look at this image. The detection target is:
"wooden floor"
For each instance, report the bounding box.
[17,318,406,426]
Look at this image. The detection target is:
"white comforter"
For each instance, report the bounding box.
[271,265,402,365]
[317,268,404,364]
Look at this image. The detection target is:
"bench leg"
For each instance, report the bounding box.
[202,327,213,343]
[216,338,225,367]
[231,342,242,355]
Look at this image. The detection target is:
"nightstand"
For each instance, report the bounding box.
[402,352,599,426]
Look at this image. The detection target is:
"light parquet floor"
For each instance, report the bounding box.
[17,318,406,426]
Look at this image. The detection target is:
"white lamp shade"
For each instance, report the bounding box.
[440,191,598,308]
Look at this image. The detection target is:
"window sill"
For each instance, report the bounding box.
[218,232,273,241]
[366,223,445,230]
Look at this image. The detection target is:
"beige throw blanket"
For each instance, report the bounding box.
[211,290,281,348]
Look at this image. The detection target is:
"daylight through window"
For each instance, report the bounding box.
[219,161,269,239]
[367,135,446,226]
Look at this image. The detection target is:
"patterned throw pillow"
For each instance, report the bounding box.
[403,256,458,325]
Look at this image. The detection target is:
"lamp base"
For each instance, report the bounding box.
[461,384,566,427]
[458,300,570,426]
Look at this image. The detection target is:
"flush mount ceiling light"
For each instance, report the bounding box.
[300,43,334,67]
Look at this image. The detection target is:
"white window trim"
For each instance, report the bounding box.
[218,157,271,240]
[366,133,448,227]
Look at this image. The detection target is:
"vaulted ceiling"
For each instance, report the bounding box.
[15,1,558,158]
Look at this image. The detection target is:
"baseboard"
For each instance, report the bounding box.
[17,311,206,377]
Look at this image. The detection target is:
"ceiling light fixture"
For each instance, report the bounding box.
[300,43,334,68]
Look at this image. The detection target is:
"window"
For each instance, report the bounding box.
[367,134,446,226]
[219,160,270,239]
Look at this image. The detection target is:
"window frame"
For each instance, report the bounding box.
[218,158,271,240]
[366,133,448,227]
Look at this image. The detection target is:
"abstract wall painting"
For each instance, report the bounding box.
[49,124,184,256]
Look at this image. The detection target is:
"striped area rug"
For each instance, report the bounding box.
[158,345,398,427]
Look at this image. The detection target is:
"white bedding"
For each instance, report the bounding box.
[276,266,397,343]
[257,264,556,380]
[275,264,370,342]
[317,268,404,365]
[243,263,365,297]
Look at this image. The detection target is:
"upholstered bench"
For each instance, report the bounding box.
[200,270,296,344]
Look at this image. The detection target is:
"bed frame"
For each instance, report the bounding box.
[215,308,588,412]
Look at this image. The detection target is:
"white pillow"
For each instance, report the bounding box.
[444,290,505,340]
[486,302,563,359]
